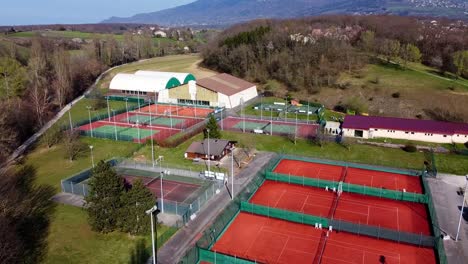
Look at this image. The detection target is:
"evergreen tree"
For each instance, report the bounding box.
[119,179,156,235]
[85,161,125,233]
[204,115,221,139]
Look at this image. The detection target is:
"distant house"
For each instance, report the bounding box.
[342,115,468,144]
[154,30,167,38]
[185,139,235,161]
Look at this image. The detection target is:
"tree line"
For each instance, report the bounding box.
[202,15,468,94]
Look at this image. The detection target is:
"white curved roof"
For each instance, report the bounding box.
[109,73,172,93]
[135,70,195,84]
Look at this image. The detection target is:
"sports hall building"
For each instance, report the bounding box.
[109,71,257,109]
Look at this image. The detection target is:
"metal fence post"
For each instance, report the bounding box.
[71,182,74,194]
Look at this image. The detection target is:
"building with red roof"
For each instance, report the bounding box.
[342,115,468,143]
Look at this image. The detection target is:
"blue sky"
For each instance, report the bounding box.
[1,0,195,26]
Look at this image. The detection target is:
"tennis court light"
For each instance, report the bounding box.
[146,204,159,264]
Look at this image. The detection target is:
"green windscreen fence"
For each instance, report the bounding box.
[265,172,427,203]
[276,155,421,176]
[240,202,434,247]
[240,201,329,228]
[422,172,447,264]
[198,248,256,264]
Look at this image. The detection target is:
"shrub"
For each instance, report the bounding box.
[391,92,400,98]
[402,143,417,152]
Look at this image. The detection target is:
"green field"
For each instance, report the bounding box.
[44,204,176,264]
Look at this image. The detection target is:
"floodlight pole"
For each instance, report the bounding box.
[207,129,211,174]
[455,176,468,241]
[68,110,73,130]
[241,96,245,133]
[157,156,164,213]
[307,100,310,124]
[112,109,117,140]
[86,106,93,137]
[295,111,298,145]
[231,149,234,200]
[89,145,95,168]
[146,205,158,264]
[270,108,273,136]
[137,90,141,112]
[260,93,263,120]
[285,97,288,122]
[221,108,224,131]
[136,119,141,143]
[149,110,155,167]
[125,98,129,124]
[154,91,158,115]
[169,101,173,129]
[106,96,110,121]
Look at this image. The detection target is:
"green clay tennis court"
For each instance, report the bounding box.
[94,125,157,139]
[125,114,185,126]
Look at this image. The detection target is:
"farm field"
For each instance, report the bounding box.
[300,61,468,122]
[98,54,217,90]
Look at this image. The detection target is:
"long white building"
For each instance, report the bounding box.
[342,115,468,144]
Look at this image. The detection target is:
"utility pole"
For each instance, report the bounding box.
[456,176,468,241]
[86,106,93,137]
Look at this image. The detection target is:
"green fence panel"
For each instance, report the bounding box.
[329,219,434,247]
[278,155,420,176]
[266,172,427,203]
[198,248,256,264]
[240,201,329,228]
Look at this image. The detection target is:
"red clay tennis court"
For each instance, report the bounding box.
[212,212,436,264]
[146,178,200,203]
[139,104,214,118]
[250,181,431,235]
[322,230,436,264]
[273,159,423,193]
[212,212,321,264]
[123,175,200,203]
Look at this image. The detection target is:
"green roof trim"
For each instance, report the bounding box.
[165,77,181,89]
[183,74,196,84]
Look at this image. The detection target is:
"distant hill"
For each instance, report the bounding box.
[102,0,468,26]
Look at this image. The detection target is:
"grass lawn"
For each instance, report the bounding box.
[44,204,176,264]
[340,61,468,92]
[220,131,468,175]
[27,137,140,191]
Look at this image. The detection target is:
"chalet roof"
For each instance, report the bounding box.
[186,139,232,156]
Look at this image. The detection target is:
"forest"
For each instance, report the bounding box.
[202,15,468,106]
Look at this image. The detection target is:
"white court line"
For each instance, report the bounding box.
[276,236,290,263]
[326,239,400,257]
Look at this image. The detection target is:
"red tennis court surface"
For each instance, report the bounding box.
[123,175,200,203]
[212,212,321,264]
[139,104,214,118]
[212,213,436,264]
[274,159,423,193]
[250,181,431,235]
[322,229,436,264]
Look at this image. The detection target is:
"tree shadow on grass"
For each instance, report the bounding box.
[129,239,150,264]
[0,165,56,263]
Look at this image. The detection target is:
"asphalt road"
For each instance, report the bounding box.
[156,151,275,264]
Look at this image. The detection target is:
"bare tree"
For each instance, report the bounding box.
[52,47,71,108]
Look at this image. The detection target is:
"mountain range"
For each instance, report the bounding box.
[102,0,468,26]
